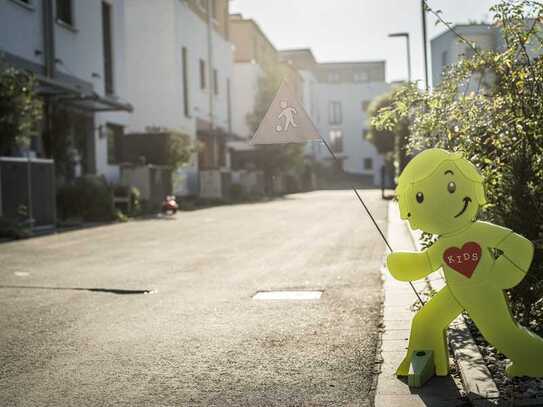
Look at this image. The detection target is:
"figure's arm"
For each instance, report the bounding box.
[387,248,438,282]
[491,231,535,288]
[495,232,534,272]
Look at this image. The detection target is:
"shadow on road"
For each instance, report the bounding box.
[0,285,155,295]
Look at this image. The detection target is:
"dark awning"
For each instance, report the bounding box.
[36,74,133,112]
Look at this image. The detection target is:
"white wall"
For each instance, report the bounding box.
[0,0,130,184]
[174,1,233,132]
[315,81,390,185]
[230,62,262,139]
[95,0,130,183]
[124,0,192,135]
[0,0,43,65]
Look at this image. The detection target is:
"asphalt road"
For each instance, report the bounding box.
[0,190,387,406]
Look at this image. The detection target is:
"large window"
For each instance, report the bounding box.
[106,123,123,165]
[56,0,74,26]
[328,101,342,125]
[213,68,218,95]
[329,129,343,153]
[199,59,206,90]
[364,157,373,170]
[102,1,114,95]
[182,47,190,117]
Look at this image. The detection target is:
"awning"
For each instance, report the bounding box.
[36,74,133,112]
[227,140,255,152]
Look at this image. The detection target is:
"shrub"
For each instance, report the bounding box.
[57,175,114,222]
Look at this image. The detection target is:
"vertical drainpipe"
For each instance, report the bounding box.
[42,0,55,78]
[42,0,55,156]
[42,0,55,224]
[206,0,215,168]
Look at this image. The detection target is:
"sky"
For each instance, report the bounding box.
[229,0,500,84]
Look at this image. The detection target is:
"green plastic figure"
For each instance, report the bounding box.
[387,148,543,379]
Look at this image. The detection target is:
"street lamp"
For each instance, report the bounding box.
[388,32,412,83]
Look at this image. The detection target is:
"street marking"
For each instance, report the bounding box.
[14,272,30,277]
[252,290,322,300]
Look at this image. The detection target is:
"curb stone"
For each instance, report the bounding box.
[374,201,469,407]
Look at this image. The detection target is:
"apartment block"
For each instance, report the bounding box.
[0,0,132,183]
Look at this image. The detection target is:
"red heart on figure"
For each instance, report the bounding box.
[443,242,482,278]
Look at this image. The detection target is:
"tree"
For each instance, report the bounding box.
[372,0,543,328]
[368,85,411,177]
[0,61,43,156]
[246,65,304,194]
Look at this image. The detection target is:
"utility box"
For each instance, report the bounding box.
[0,157,56,227]
[199,170,232,200]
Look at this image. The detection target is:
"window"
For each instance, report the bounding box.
[328,72,340,82]
[329,129,343,153]
[354,72,368,82]
[199,59,206,90]
[56,0,73,26]
[441,50,448,66]
[182,47,190,117]
[364,157,373,170]
[102,1,114,95]
[362,129,370,140]
[328,101,342,125]
[211,0,218,19]
[464,46,475,59]
[213,68,218,95]
[361,101,371,112]
[106,123,123,164]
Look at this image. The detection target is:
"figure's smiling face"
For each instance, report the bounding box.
[401,161,480,235]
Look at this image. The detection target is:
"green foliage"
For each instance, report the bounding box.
[368,86,410,176]
[167,131,194,169]
[374,0,543,326]
[246,65,305,193]
[57,175,114,222]
[0,60,43,155]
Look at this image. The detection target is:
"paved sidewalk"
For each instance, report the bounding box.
[374,202,468,407]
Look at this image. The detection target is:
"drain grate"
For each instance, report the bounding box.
[252,290,323,300]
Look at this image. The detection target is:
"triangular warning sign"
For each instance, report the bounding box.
[250,81,321,145]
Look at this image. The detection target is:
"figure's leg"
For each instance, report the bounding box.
[467,291,543,378]
[396,285,463,377]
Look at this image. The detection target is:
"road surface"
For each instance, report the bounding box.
[0,190,387,406]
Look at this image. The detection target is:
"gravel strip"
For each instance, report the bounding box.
[464,317,543,404]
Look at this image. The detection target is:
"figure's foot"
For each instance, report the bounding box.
[506,362,543,378]
[396,355,410,376]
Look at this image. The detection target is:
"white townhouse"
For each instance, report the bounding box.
[0,0,132,183]
[124,0,234,196]
[313,61,390,186]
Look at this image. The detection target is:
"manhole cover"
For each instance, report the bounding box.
[252,290,322,300]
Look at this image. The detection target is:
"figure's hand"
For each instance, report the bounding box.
[490,255,527,289]
[387,251,433,282]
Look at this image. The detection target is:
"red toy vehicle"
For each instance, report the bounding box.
[161,195,178,215]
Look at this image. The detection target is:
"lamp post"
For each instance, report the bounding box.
[388,32,412,82]
[421,0,429,90]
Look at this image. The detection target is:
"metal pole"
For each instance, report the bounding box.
[320,137,425,306]
[405,34,412,82]
[26,153,33,230]
[206,0,215,167]
[388,33,411,83]
[421,0,429,90]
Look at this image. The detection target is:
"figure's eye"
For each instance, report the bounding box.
[416,192,424,203]
[447,181,456,194]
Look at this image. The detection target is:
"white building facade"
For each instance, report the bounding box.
[0,0,132,183]
[313,62,390,186]
[124,0,233,195]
